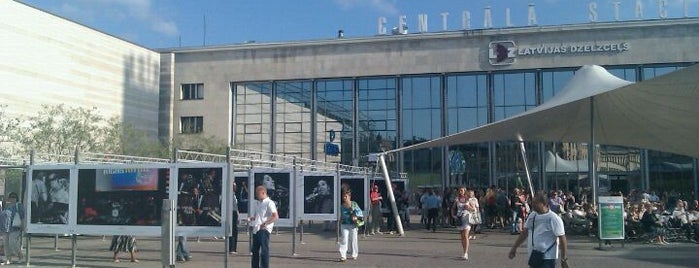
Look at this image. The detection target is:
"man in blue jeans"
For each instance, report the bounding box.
[175,236,191,262]
[249,185,278,268]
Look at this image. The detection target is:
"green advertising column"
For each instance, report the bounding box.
[598,196,625,240]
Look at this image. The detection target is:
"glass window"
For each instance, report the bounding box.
[494,141,540,193]
[648,150,694,200]
[358,77,397,169]
[181,83,204,100]
[493,72,536,121]
[446,74,488,134]
[180,116,203,134]
[275,81,312,159]
[607,67,637,82]
[643,65,684,80]
[541,69,574,103]
[401,75,442,186]
[316,79,354,164]
[234,82,272,152]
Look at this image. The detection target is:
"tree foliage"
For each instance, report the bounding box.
[16,104,105,156]
[0,105,23,158]
[2,104,230,160]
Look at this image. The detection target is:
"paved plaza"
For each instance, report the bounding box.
[13,220,699,268]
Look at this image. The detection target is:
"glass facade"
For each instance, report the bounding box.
[401,76,442,186]
[231,63,697,197]
[234,82,272,153]
[316,79,354,164]
[357,78,397,170]
[275,81,313,158]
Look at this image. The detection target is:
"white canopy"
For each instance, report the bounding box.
[390,64,699,158]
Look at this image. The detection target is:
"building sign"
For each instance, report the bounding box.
[488,41,630,65]
[324,129,340,156]
[378,1,694,35]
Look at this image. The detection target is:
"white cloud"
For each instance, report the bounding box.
[58,0,179,37]
[334,0,399,15]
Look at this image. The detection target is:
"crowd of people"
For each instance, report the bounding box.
[410,185,699,245]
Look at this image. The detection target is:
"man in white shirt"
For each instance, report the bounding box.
[509,191,569,268]
[249,185,278,268]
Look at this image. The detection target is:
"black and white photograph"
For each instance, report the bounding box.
[30,169,70,224]
[340,177,366,211]
[234,176,250,214]
[253,172,290,219]
[302,175,335,215]
[177,167,224,226]
[77,168,169,226]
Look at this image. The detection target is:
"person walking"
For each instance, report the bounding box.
[369,184,383,235]
[229,181,239,254]
[175,236,192,262]
[249,185,278,268]
[467,190,481,239]
[508,191,569,268]
[451,186,473,260]
[3,192,24,265]
[338,189,363,262]
[423,188,441,232]
[110,235,138,263]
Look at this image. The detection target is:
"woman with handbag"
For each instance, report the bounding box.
[451,186,473,260]
[338,189,363,262]
[3,192,24,265]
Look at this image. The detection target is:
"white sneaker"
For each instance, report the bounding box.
[462,253,468,260]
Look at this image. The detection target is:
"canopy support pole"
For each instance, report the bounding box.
[378,154,404,236]
[588,98,601,248]
[519,141,535,196]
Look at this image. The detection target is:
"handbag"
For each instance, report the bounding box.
[11,204,21,228]
[355,217,365,228]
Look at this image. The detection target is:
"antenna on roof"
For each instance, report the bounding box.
[203,14,207,46]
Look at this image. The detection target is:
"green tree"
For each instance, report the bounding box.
[16,104,104,157]
[9,104,230,160]
[101,116,171,158]
[0,104,22,158]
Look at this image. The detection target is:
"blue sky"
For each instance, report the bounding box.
[18,0,699,49]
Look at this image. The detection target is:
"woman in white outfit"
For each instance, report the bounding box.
[338,189,363,262]
[451,186,473,260]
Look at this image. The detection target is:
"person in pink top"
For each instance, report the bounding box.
[369,184,383,235]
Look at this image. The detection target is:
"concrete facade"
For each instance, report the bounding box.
[163,18,699,145]
[0,1,160,137]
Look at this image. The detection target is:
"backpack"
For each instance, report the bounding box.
[0,209,12,233]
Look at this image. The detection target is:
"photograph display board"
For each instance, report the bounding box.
[299,173,336,220]
[340,176,368,213]
[74,164,170,236]
[173,163,227,237]
[176,167,224,227]
[26,166,74,234]
[251,169,293,227]
[233,172,250,218]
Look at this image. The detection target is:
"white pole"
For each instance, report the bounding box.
[378,154,404,236]
[519,141,535,196]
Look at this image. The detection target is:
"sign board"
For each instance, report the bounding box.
[598,196,624,240]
